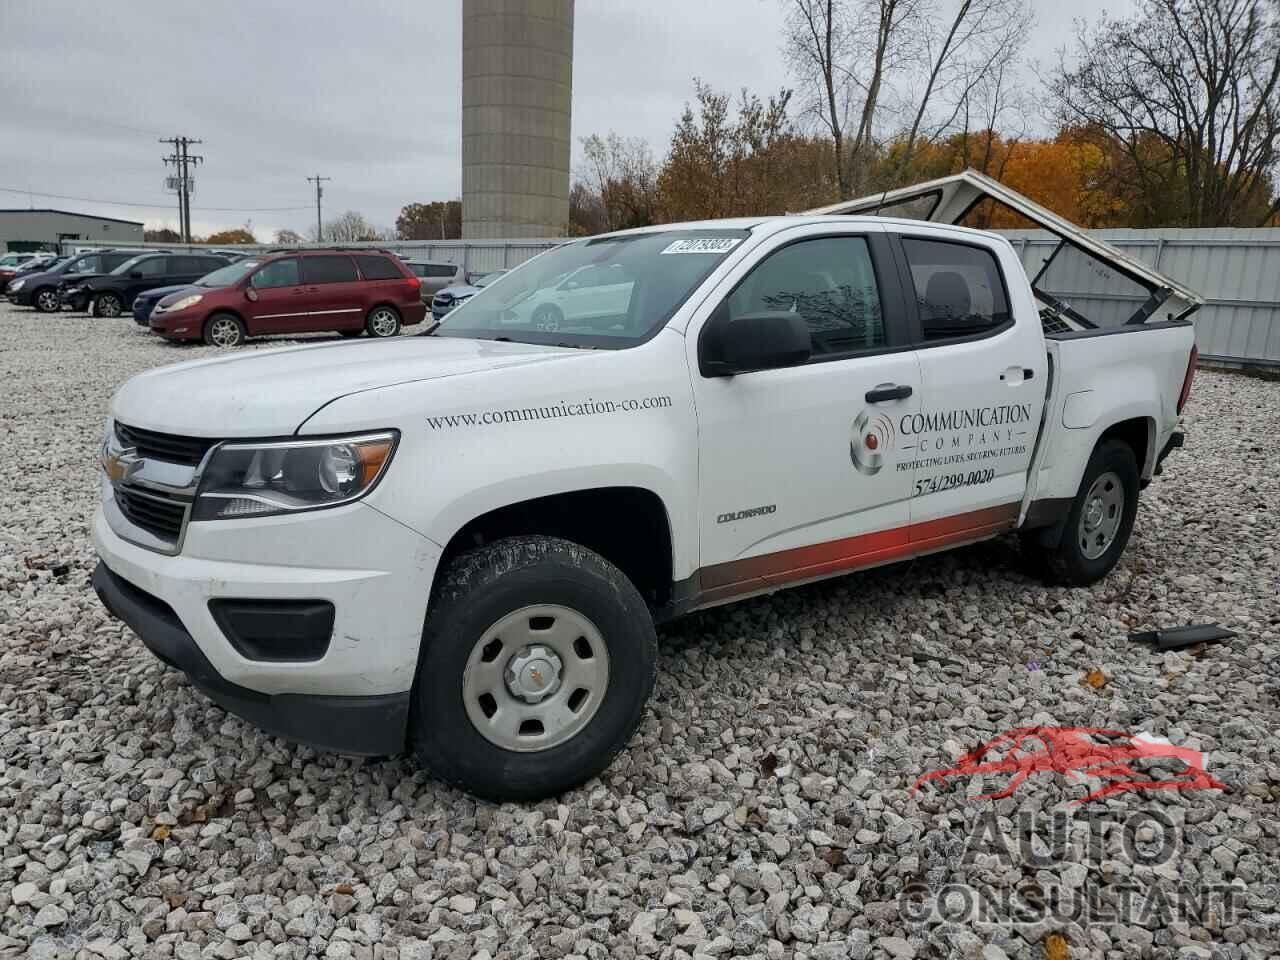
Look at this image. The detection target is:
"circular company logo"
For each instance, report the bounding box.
[850,409,896,476]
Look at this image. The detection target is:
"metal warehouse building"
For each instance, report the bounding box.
[0,209,144,252]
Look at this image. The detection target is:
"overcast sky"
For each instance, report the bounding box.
[0,0,1128,239]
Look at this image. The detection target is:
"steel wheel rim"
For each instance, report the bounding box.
[37,290,58,311]
[1079,470,1124,559]
[99,295,120,317]
[210,318,240,347]
[369,309,398,336]
[462,604,610,753]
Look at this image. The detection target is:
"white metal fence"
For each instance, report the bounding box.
[61,228,1280,366]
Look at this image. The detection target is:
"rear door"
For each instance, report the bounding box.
[298,254,364,332]
[123,255,172,304]
[244,257,305,334]
[893,228,1047,539]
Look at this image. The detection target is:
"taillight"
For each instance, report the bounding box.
[1177,343,1198,414]
[406,274,420,290]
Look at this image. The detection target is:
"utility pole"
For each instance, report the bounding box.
[160,136,203,243]
[307,174,331,242]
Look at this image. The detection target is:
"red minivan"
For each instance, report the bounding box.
[149,249,427,346]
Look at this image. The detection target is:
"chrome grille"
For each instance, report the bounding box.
[115,422,217,467]
[113,486,188,544]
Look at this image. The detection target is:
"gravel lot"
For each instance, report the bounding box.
[2,302,1278,960]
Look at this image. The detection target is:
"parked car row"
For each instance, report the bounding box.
[0,251,63,291]
[4,246,471,346]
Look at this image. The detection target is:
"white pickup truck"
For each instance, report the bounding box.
[93,172,1202,800]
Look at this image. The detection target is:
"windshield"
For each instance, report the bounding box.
[198,260,259,287]
[436,230,749,348]
[111,254,155,276]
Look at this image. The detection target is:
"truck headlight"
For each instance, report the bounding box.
[167,294,203,312]
[192,432,398,520]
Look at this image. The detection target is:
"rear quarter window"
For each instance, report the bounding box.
[901,237,1011,341]
[355,255,402,280]
[425,263,459,278]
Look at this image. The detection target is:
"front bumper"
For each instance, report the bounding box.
[92,497,442,753]
[93,562,409,755]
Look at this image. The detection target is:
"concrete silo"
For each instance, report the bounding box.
[462,0,574,239]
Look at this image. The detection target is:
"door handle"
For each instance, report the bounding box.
[865,384,913,403]
[999,366,1035,382]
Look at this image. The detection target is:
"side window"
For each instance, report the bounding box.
[170,256,200,274]
[134,257,169,277]
[724,236,885,356]
[252,258,301,289]
[901,237,1011,341]
[302,255,358,284]
[426,263,459,278]
[103,254,134,271]
[355,255,401,280]
[75,255,102,273]
[200,257,228,272]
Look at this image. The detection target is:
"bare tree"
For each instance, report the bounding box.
[316,211,378,243]
[782,0,857,197]
[1052,0,1280,227]
[894,0,1033,174]
[580,133,661,230]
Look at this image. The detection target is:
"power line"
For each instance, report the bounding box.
[306,174,331,241]
[0,185,313,213]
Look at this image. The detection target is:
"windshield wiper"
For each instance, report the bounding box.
[419,319,443,336]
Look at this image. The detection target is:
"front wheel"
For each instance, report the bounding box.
[1024,438,1139,586]
[203,313,246,347]
[365,306,401,338]
[93,293,123,318]
[33,288,60,313]
[410,536,657,801]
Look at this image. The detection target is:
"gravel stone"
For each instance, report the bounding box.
[1,306,1278,959]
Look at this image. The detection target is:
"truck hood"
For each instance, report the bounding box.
[111,336,578,437]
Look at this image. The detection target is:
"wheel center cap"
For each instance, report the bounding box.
[504,645,562,703]
[1084,497,1104,530]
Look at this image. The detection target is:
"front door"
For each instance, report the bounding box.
[893,230,1048,540]
[244,257,306,334]
[687,226,922,604]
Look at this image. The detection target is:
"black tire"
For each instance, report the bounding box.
[532,303,563,332]
[203,313,246,347]
[365,305,401,338]
[1025,439,1140,586]
[32,287,60,313]
[410,535,657,801]
[93,293,123,318]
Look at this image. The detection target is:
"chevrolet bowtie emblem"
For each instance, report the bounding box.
[104,447,143,483]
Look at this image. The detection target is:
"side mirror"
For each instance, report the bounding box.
[245,287,259,302]
[700,310,812,377]
[129,270,143,279]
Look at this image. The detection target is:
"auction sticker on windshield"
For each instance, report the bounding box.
[660,238,742,255]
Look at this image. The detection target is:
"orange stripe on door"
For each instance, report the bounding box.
[701,501,1020,603]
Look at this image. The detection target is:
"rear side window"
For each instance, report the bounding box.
[133,257,170,277]
[103,253,136,271]
[252,258,301,289]
[199,257,228,272]
[171,256,202,274]
[724,236,885,356]
[302,255,358,284]
[424,263,458,278]
[901,237,1010,341]
[355,255,402,280]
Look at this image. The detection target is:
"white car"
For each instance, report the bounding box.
[92,172,1203,800]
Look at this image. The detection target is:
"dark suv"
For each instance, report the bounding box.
[149,248,426,346]
[8,249,142,312]
[67,252,232,317]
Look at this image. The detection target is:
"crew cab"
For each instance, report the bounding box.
[92,172,1202,801]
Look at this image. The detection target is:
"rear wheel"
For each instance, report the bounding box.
[410,536,657,801]
[33,288,60,313]
[203,313,246,348]
[366,306,401,338]
[1024,439,1139,586]
[93,293,123,318]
